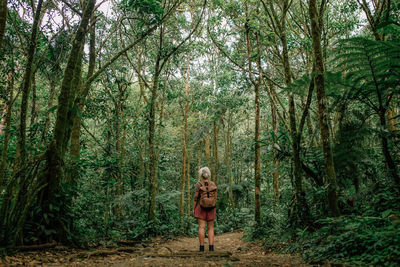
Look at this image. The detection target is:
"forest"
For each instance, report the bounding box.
[0,0,399,265]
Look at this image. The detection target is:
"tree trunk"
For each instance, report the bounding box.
[0,70,14,186]
[0,99,7,135]
[380,111,400,185]
[204,135,211,167]
[276,0,310,224]
[254,82,261,225]
[147,43,162,223]
[271,100,279,204]
[387,105,397,133]
[180,54,190,226]
[148,78,159,223]
[227,112,235,211]
[16,0,44,168]
[197,141,201,178]
[114,84,126,217]
[70,20,96,160]
[30,74,37,130]
[43,0,95,242]
[306,111,317,147]
[42,77,57,145]
[179,112,187,225]
[212,121,219,185]
[245,3,261,225]
[139,144,145,188]
[186,151,191,217]
[309,0,340,217]
[0,0,7,51]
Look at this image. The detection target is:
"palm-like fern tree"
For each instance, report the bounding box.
[331,37,400,186]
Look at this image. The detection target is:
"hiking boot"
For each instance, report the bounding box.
[209,245,214,251]
[199,245,204,252]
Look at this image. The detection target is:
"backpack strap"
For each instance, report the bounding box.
[206,186,210,198]
[195,182,202,204]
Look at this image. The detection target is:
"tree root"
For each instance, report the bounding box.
[70,247,137,260]
[1,240,57,251]
[116,239,150,247]
[152,251,232,258]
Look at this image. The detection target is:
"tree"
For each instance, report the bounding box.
[16,0,44,168]
[309,0,340,217]
[0,0,7,51]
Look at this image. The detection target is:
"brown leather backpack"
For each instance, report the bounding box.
[198,180,217,209]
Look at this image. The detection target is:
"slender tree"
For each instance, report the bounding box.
[16,0,44,168]
[180,53,191,226]
[0,0,7,51]
[0,68,14,186]
[309,0,340,216]
[244,2,262,225]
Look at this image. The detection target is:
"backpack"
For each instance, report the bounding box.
[198,180,217,209]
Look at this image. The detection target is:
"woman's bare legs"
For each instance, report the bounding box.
[207,220,214,245]
[198,219,206,246]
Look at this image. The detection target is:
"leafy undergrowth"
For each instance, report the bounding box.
[296,215,400,266]
[244,186,400,266]
[255,213,400,266]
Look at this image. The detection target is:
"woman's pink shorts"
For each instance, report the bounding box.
[194,205,215,221]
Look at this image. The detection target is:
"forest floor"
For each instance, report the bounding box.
[0,232,307,266]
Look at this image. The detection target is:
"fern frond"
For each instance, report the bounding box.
[328,37,400,108]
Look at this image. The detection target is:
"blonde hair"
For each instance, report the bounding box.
[198,167,211,180]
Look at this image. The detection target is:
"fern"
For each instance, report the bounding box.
[329,37,400,112]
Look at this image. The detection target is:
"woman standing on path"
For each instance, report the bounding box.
[193,167,218,252]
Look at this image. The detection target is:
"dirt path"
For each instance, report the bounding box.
[0,232,306,266]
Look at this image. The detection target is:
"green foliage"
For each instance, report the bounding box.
[216,207,252,234]
[299,215,400,266]
[330,37,400,111]
[120,0,164,23]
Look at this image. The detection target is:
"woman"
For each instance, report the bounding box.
[193,167,217,252]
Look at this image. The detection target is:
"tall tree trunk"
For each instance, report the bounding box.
[0,0,7,51]
[186,151,191,217]
[43,0,95,242]
[30,75,37,130]
[379,111,400,185]
[309,0,340,217]
[148,77,159,223]
[0,100,7,135]
[139,143,145,188]
[0,70,14,186]
[70,20,96,161]
[227,111,235,211]
[271,0,310,224]
[245,3,261,225]
[62,42,84,157]
[16,0,44,168]
[387,105,397,133]
[42,77,57,145]
[147,31,162,222]
[197,141,201,178]
[114,85,127,217]
[180,54,190,226]
[271,100,279,204]
[204,135,211,167]
[306,111,317,146]
[212,120,219,185]
[179,116,186,225]
[253,82,261,225]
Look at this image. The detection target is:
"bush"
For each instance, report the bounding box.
[298,215,400,266]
